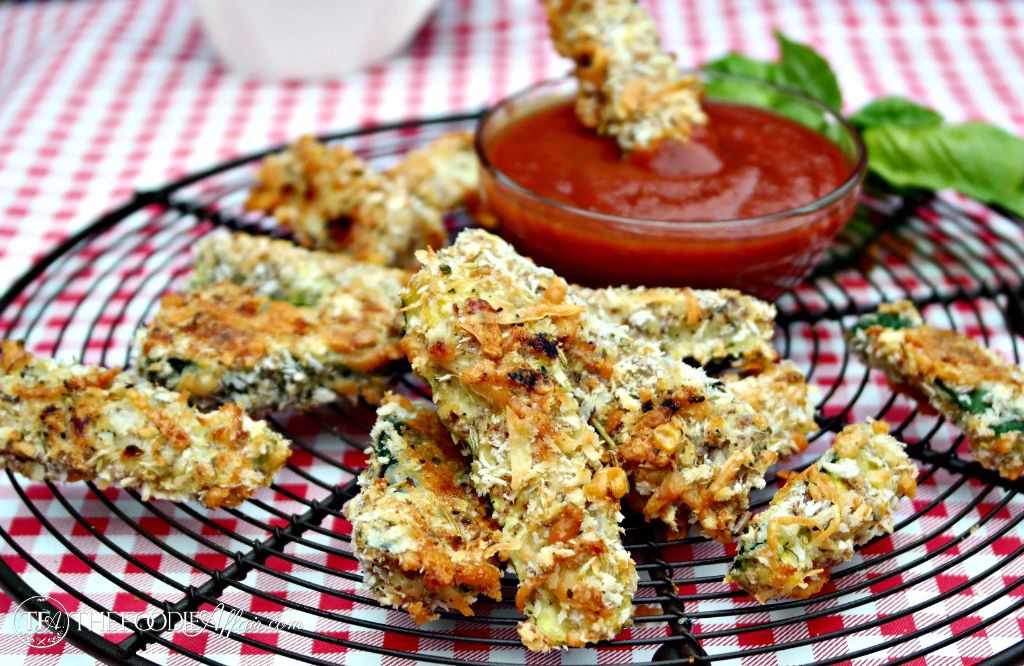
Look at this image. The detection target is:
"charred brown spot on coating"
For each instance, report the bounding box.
[527,332,559,359]
[508,367,545,390]
[328,216,354,245]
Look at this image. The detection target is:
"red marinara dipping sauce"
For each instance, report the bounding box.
[477,85,864,299]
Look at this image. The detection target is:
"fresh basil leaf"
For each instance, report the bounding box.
[993,420,1024,435]
[775,31,842,110]
[702,77,781,109]
[849,96,943,130]
[703,52,780,81]
[852,311,916,333]
[863,122,1024,217]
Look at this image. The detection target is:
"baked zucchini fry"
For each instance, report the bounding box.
[190,230,409,309]
[402,230,637,651]
[0,341,291,509]
[849,301,1024,480]
[244,135,445,267]
[726,421,917,602]
[543,0,706,151]
[570,301,775,541]
[725,361,817,460]
[387,131,481,214]
[572,285,778,371]
[575,285,813,466]
[344,394,506,623]
[134,282,401,412]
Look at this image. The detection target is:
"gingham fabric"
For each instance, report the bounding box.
[1,1,1023,664]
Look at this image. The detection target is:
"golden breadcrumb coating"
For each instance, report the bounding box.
[567,302,774,542]
[344,394,506,623]
[573,285,777,371]
[0,341,291,509]
[849,301,1024,480]
[726,421,917,602]
[402,229,637,651]
[387,131,482,215]
[134,282,401,412]
[190,230,409,309]
[725,361,817,460]
[244,135,445,267]
[543,0,706,151]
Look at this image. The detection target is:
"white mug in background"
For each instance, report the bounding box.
[192,0,444,79]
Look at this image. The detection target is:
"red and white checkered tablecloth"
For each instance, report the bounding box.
[1,1,1024,664]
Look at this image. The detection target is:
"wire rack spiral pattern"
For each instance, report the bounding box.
[1,115,1023,665]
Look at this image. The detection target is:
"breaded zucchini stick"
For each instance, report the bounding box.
[245,135,445,267]
[543,0,706,151]
[402,231,637,651]
[387,131,481,214]
[575,285,815,464]
[134,282,401,412]
[725,361,817,460]
[573,285,778,371]
[569,303,775,541]
[726,421,917,602]
[849,301,1024,480]
[344,394,506,623]
[0,341,291,509]
[190,231,409,308]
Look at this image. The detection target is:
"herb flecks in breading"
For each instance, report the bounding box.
[402,229,637,652]
[849,300,1024,480]
[345,394,506,623]
[726,421,917,602]
[0,341,290,509]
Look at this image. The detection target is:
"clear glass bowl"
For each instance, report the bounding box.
[475,73,867,300]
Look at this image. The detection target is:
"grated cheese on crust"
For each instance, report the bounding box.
[134,282,402,412]
[543,0,706,151]
[575,285,815,465]
[402,229,637,652]
[244,135,446,267]
[566,296,775,542]
[190,231,410,309]
[725,361,817,460]
[573,285,777,371]
[0,340,291,509]
[386,130,482,215]
[344,394,506,623]
[849,301,1024,480]
[726,421,917,602]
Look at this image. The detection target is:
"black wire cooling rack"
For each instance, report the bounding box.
[1,113,1023,665]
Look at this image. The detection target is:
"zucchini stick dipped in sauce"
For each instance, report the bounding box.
[0,341,291,509]
[726,421,917,602]
[344,394,507,623]
[543,0,706,151]
[402,230,637,652]
[849,301,1024,480]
